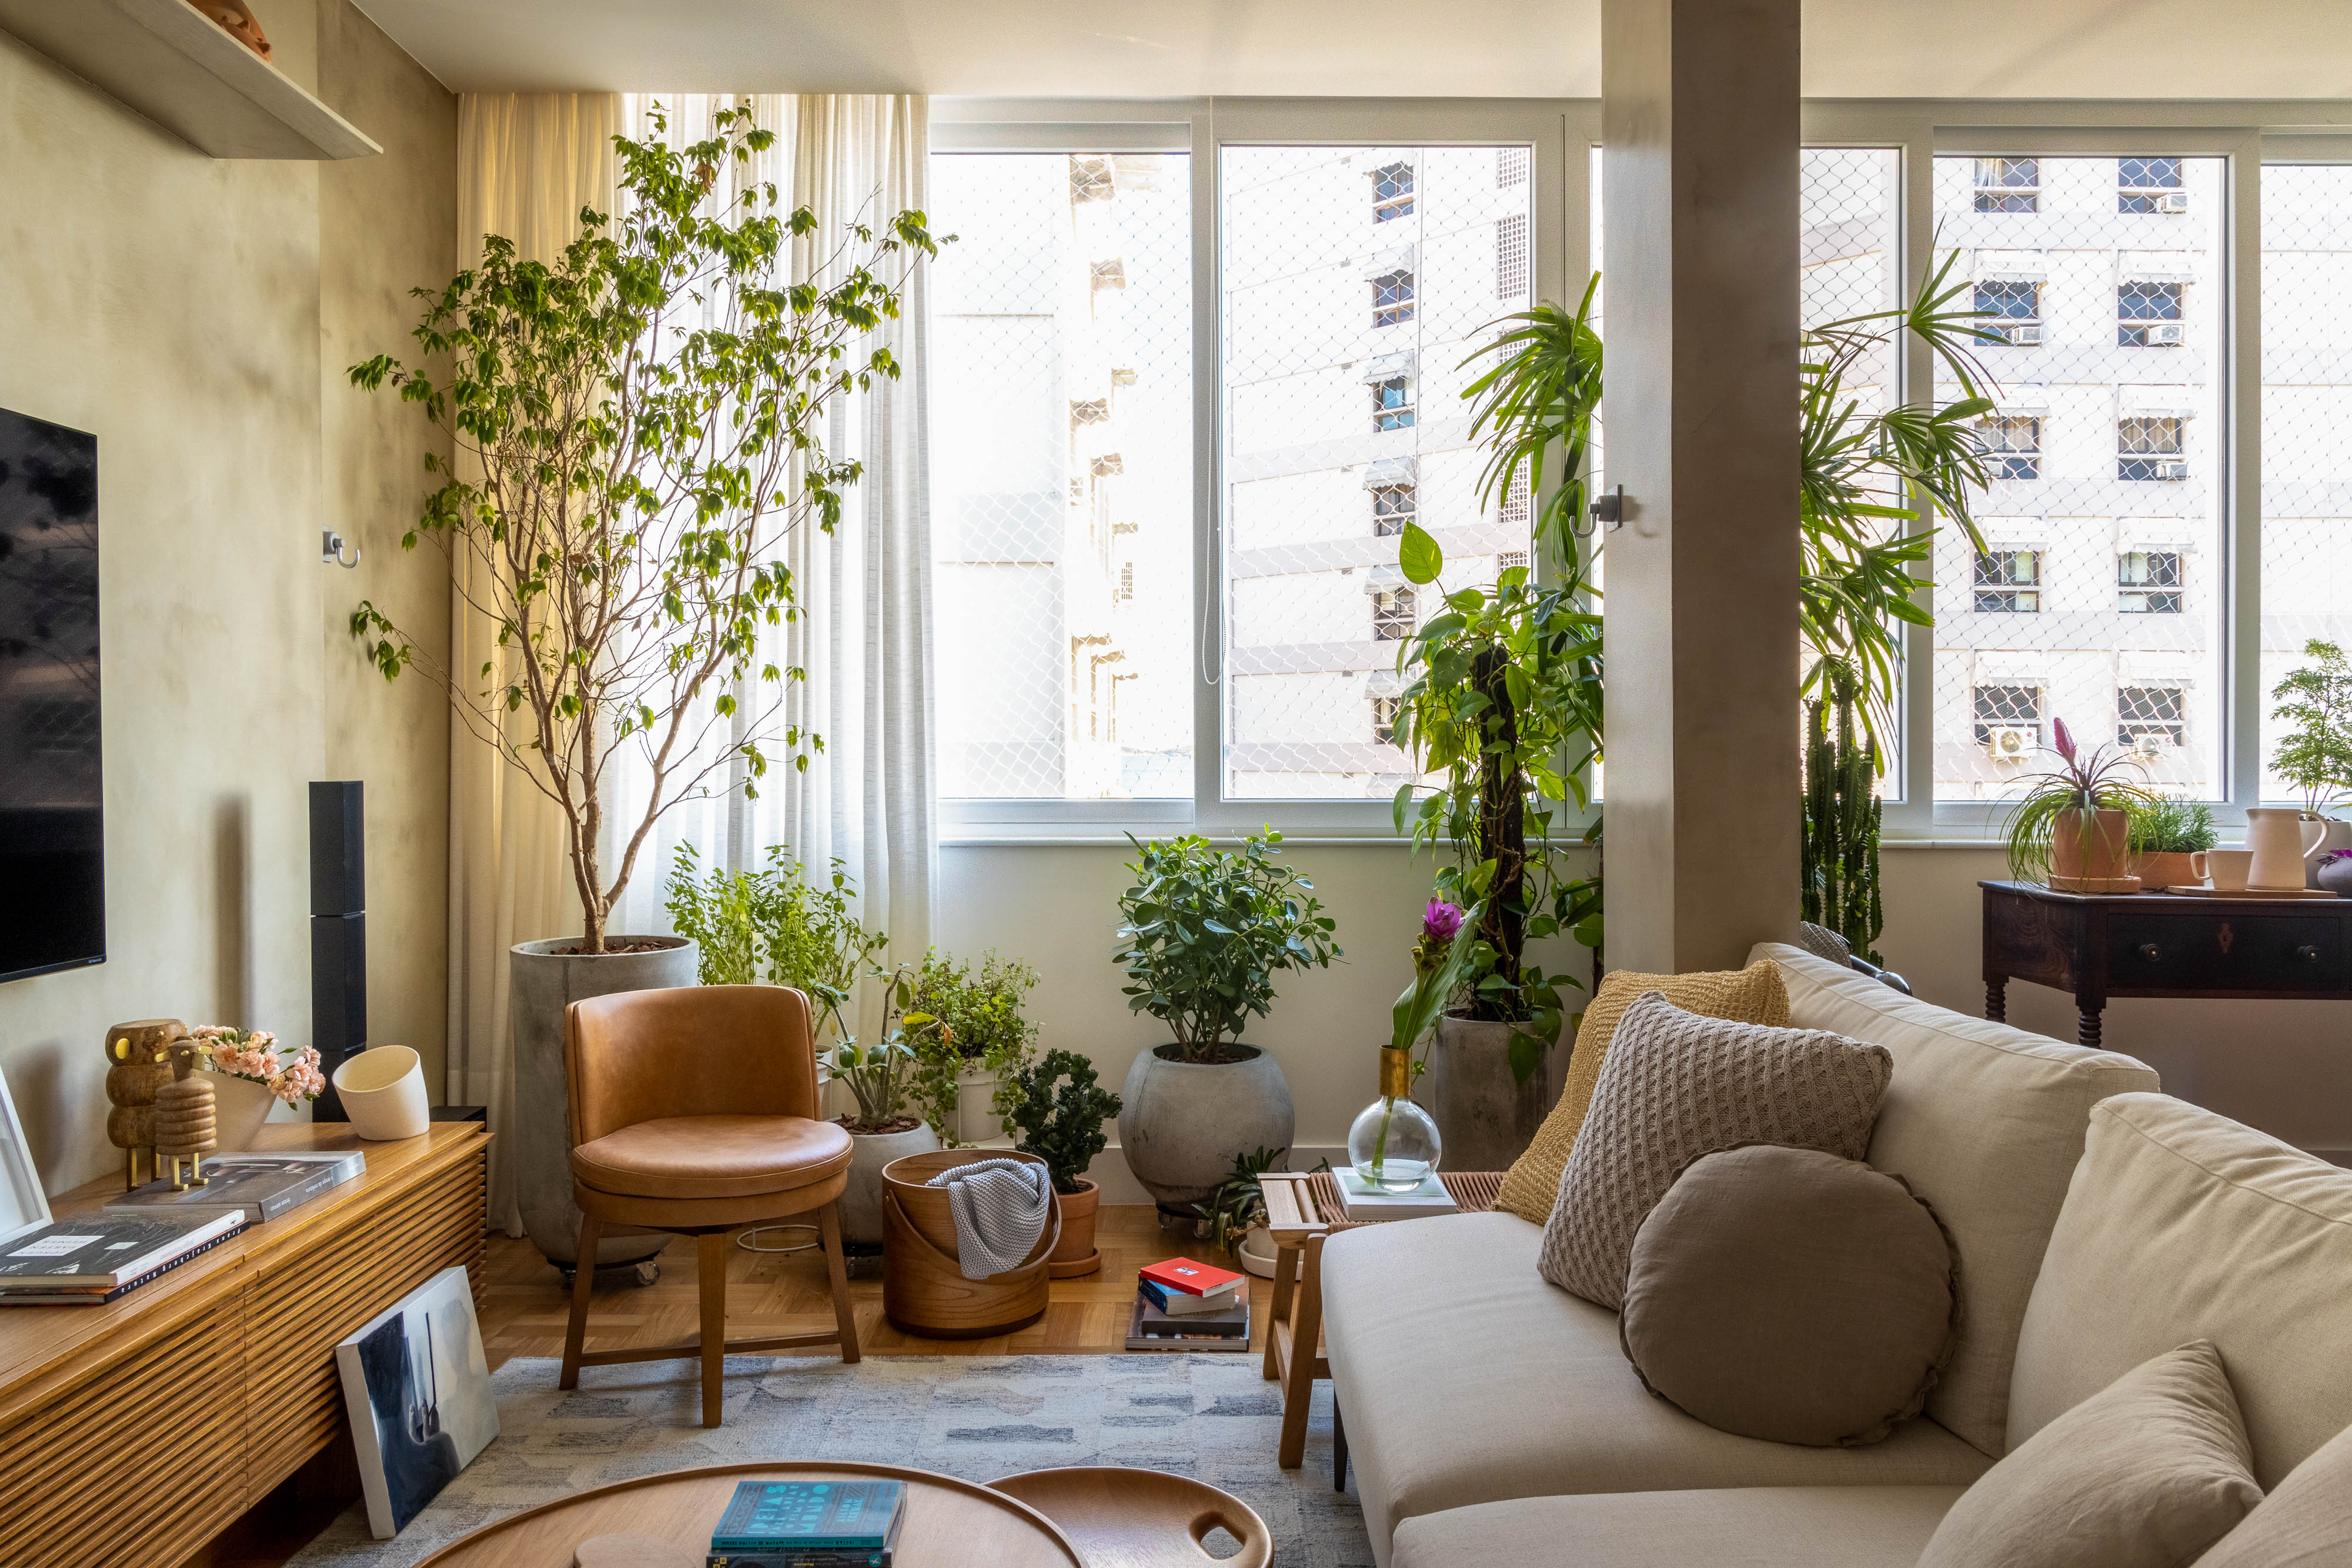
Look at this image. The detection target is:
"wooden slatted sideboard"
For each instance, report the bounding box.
[0,1122,489,1568]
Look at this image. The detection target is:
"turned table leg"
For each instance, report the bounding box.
[1985,977,2007,1022]
[2077,1005,2103,1049]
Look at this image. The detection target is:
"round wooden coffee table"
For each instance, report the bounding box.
[412,1460,1085,1567]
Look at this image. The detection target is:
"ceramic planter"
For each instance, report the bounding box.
[1422,1013,1553,1170]
[332,1045,430,1141]
[1237,1223,1278,1279]
[2307,819,2352,888]
[1047,1177,1102,1278]
[208,1072,278,1151]
[2320,854,2352,897]
[837,1121,941,1247]
[1117,1043,1295,1209]
[510,934,694,1271]
[2049,807,2132,885]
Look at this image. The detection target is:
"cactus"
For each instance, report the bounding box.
[1801,667,1885,965]
[1004,1049,1122,1196]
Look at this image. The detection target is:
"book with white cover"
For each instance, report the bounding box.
[1335,1169,1460,1221]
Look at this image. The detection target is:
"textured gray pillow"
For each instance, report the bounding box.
[1538,989,1893,1309]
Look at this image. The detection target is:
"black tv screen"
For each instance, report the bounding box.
[0,410,103,984]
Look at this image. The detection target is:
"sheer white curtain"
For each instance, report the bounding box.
[446,93,621,1235]
[600,95,937,1021]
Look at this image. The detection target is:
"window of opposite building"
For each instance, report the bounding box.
[1975,550,2043,613]
[1372,161,1415,222]
[1371,268,1416,327]
[2119,550,2182,613]
[2119,156,2186,213]
[1975,157,2040,212]
[2119,416,2187,480]
[2119,280,2186,346]
[1984,416,2042,479]
[2119,686,2188,750]
[1372,484,1416,536]
[1975,684,2044,747]
[1372,376,1415,431]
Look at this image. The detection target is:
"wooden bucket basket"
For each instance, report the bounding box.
[881,1149,1062,1339]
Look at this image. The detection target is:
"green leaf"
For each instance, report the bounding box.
[1399,521,1444,585]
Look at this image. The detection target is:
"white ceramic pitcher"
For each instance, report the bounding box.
[2244,807,2327,890]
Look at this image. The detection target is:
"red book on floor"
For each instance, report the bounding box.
[1139,1257,1244,1297]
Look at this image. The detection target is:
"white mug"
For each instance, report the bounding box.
[2204,848,2254,892]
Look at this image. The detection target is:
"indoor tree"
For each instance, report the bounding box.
[348,104,939,951]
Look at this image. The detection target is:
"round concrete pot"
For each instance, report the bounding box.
[837,1121,940,1247]
[1047,1178,1103,1279]
[510,935,696,1271]
[1422,1013,1554,1171]
[1117,1043,1295,1209]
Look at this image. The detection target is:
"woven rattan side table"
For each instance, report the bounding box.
[1257,1169,1505,1469]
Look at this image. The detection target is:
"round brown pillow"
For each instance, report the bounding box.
[1619,1142,1959,1447]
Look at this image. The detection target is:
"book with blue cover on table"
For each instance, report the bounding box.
[713,1479,907,1552]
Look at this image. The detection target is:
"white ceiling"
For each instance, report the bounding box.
[349,0,2352,102]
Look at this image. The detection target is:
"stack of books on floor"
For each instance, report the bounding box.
[707,1476,905,1567]
[0,1210,248,1305]
[1127,1256,1250,1352]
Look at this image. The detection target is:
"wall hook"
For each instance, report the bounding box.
[1587,484,1626,534]
[322,529,360,569]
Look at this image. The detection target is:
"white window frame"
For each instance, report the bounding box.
[931,96,2352,845]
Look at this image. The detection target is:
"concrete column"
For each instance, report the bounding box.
[1601,0,1802,973]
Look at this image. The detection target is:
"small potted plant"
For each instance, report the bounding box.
[1003,1048,1124,1278]
[1191,1145,1288,1276]
[2126,798,2220,892]
[187,1026,325,1149]
[908,950,1042,1145]
[1112,829,1341,1209]
[2004,718,2157,890]
[2271,638,2352,881]
[816,963,948,1248]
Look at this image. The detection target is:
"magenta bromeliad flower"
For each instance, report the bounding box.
[1421,898,1465,944]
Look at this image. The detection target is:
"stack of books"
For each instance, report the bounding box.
[1126,1256,1250,1352]
[707,1477,906,1568]
[0,1211,249,1305]
[1333,1168,1460,1222]
[105,1149,365,1224]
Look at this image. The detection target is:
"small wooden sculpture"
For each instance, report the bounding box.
[105,1019,185,1190]
[153,1041,218,1191]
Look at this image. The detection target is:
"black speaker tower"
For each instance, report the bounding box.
[309,781,366,1121]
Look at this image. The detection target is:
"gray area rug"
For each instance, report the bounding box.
[288,1353,1370,1567]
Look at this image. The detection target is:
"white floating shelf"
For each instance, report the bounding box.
[0,0,379,161]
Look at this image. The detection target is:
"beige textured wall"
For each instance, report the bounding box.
[0,5,454,1195]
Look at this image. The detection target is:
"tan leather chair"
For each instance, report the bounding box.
[558,984,860,1427]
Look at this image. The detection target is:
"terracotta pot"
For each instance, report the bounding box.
[2132,849,2206,892]
[2050,807,2132,884]
[1047,1177,1102,1278]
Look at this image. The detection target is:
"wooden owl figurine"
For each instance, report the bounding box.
[153,1041,218,1191]
[105,1018,184,1189]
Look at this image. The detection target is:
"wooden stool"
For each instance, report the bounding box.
[881,1149,1060,1338]
[988,1467,1271,1568]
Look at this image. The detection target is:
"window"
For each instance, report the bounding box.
[1372,484,1416,536]
[1371,694,1401,744]
[1496,212,1529,300]
[1976,279,2041,345]
[1371,268,1416,327]
[1372,586,1416,640]
[1496,146,1529,188]
[2119,686,2187,749]
[1372,375,1415,431]
[2120,156,2186,213]
[2119,416,2187,480]
[1984,415,2043,480]
[1974,550,2043,612]
[1974,684,2044,747]
[2119,280,2185,346]
[2119,550,2182,613]
[929,149,1193,802]
[1498,550,1530,577]
[1975,157,2040,212]
[1372,161,1415,222]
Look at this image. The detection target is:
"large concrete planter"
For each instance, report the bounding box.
[511,935,696,1272]
[838,1121,940,1247]
[1423,1013,1554,1171]
[1118,1044,1295,1209]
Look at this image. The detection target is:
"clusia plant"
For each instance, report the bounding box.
[1351,898,1490,1191]
[189,1025,326,1105]
[347,104,940,951]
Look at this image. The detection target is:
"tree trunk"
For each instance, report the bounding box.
[1471,642,1526,1022]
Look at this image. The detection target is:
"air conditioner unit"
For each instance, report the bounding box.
[2154,460,2191,481]
[2156,191,2191,214]
[2004,322,2045,346]
[2143,322,2186,346]
[1986,726,2034,761]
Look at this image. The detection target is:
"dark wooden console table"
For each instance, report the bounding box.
[1983,880,2352,1047]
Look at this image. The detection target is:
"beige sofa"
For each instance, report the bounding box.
[1323,942,2352,1567]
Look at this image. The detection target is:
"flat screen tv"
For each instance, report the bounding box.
[0,409,103,984]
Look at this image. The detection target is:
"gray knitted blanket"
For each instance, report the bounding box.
[925,1157,1053,1279]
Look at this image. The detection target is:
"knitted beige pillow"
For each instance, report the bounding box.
[1537,989,1893,1309]
[1494,961,1790,1225]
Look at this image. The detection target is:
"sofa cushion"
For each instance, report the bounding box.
[1539,990,1891,1309]
[1754,941,2159,1457]
[1495,959,1790,1224]
[1919,1340,2261,1568]
[1621,1144,1958,1447]
[2010,1092,2352,1487]
[1391,1486,1967,1568]
[1324,1211,1993,1566]
[2198,1417,2352,1567]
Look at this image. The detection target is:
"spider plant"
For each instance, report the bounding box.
[2004,718,2161,884]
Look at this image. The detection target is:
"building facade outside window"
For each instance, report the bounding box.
[1975,684,2045,748]
[2118,550,2182,613]
[2119,685,2188,749]
[1984,415,2043,480]
[2119,416,2187,480]
[1371,268,1416,327]
[1372,483,1416,536]
[1372,161,1415,222]
[1372,586,1416,640]
[1975,549,2043,613]
[1372,375,1415,431]
[2119,156,2186,213]
[2119,278,2186,346]
[1975,156,2040,212]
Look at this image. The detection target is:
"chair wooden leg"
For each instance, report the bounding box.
[559,1213,600,1390]
[1277,1234,1325,1469]
[1262,1241,1298,1381]
[817,1202,860,1365]
[698,1231,729,1428]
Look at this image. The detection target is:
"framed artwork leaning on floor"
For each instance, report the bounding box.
[336,1263,498,1537]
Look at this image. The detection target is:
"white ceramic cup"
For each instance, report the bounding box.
[2204,848,2254,892]
[332,1044,430,1141]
